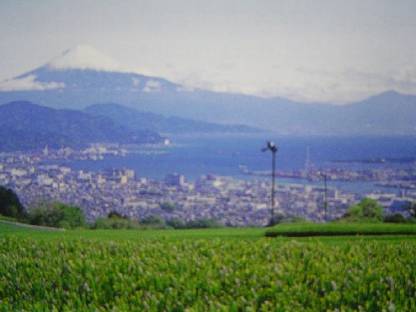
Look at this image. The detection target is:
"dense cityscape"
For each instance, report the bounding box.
[1,143,414,226]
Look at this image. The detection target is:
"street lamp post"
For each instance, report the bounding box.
[262,141,278,225]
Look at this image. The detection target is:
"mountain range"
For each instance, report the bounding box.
[84,103,261,134]
[0,101,162,151]
[0,45,415,136]
[0,100,261,151]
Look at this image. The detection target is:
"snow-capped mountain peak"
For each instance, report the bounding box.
[46,45,121,72]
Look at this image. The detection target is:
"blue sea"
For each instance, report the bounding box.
[64,134,416,194]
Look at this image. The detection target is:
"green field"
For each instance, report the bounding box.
[0,221,266,240]
[266,222,416,237]
[1,221,416,310]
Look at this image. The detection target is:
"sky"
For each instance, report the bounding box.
[0,0,416,103]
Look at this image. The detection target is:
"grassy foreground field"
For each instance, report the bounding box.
[1,222,416,310]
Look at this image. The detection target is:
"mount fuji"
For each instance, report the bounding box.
[1,45,416,135]
[0,45,182,110]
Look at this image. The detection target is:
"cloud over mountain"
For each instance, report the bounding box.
[0,46,415,136]
[0,75,65,92]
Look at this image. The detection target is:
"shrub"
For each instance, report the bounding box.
[93,214,168,230]
[0,186,26,219]
[140,215,165,226]
[185,218,223,229]
[166,217,186,229]
[342,198,383,222]
[28,202,85,229]
[93,216,140,229]
[384,213,407,223]
[165,218,223,229]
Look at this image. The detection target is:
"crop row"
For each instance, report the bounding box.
[0,237,416,311]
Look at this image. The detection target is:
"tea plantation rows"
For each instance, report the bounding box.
[1,237,415,311]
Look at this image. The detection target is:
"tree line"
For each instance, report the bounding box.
[1,185,416,229]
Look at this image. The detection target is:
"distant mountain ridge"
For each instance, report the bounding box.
[0,101,162,151]
[0,46,415,136]
[84,103,262,134]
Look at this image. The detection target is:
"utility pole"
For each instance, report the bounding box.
[321,172,328,221]
[262,141,278,225]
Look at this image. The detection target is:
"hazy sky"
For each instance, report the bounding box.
[1,0,416,103]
